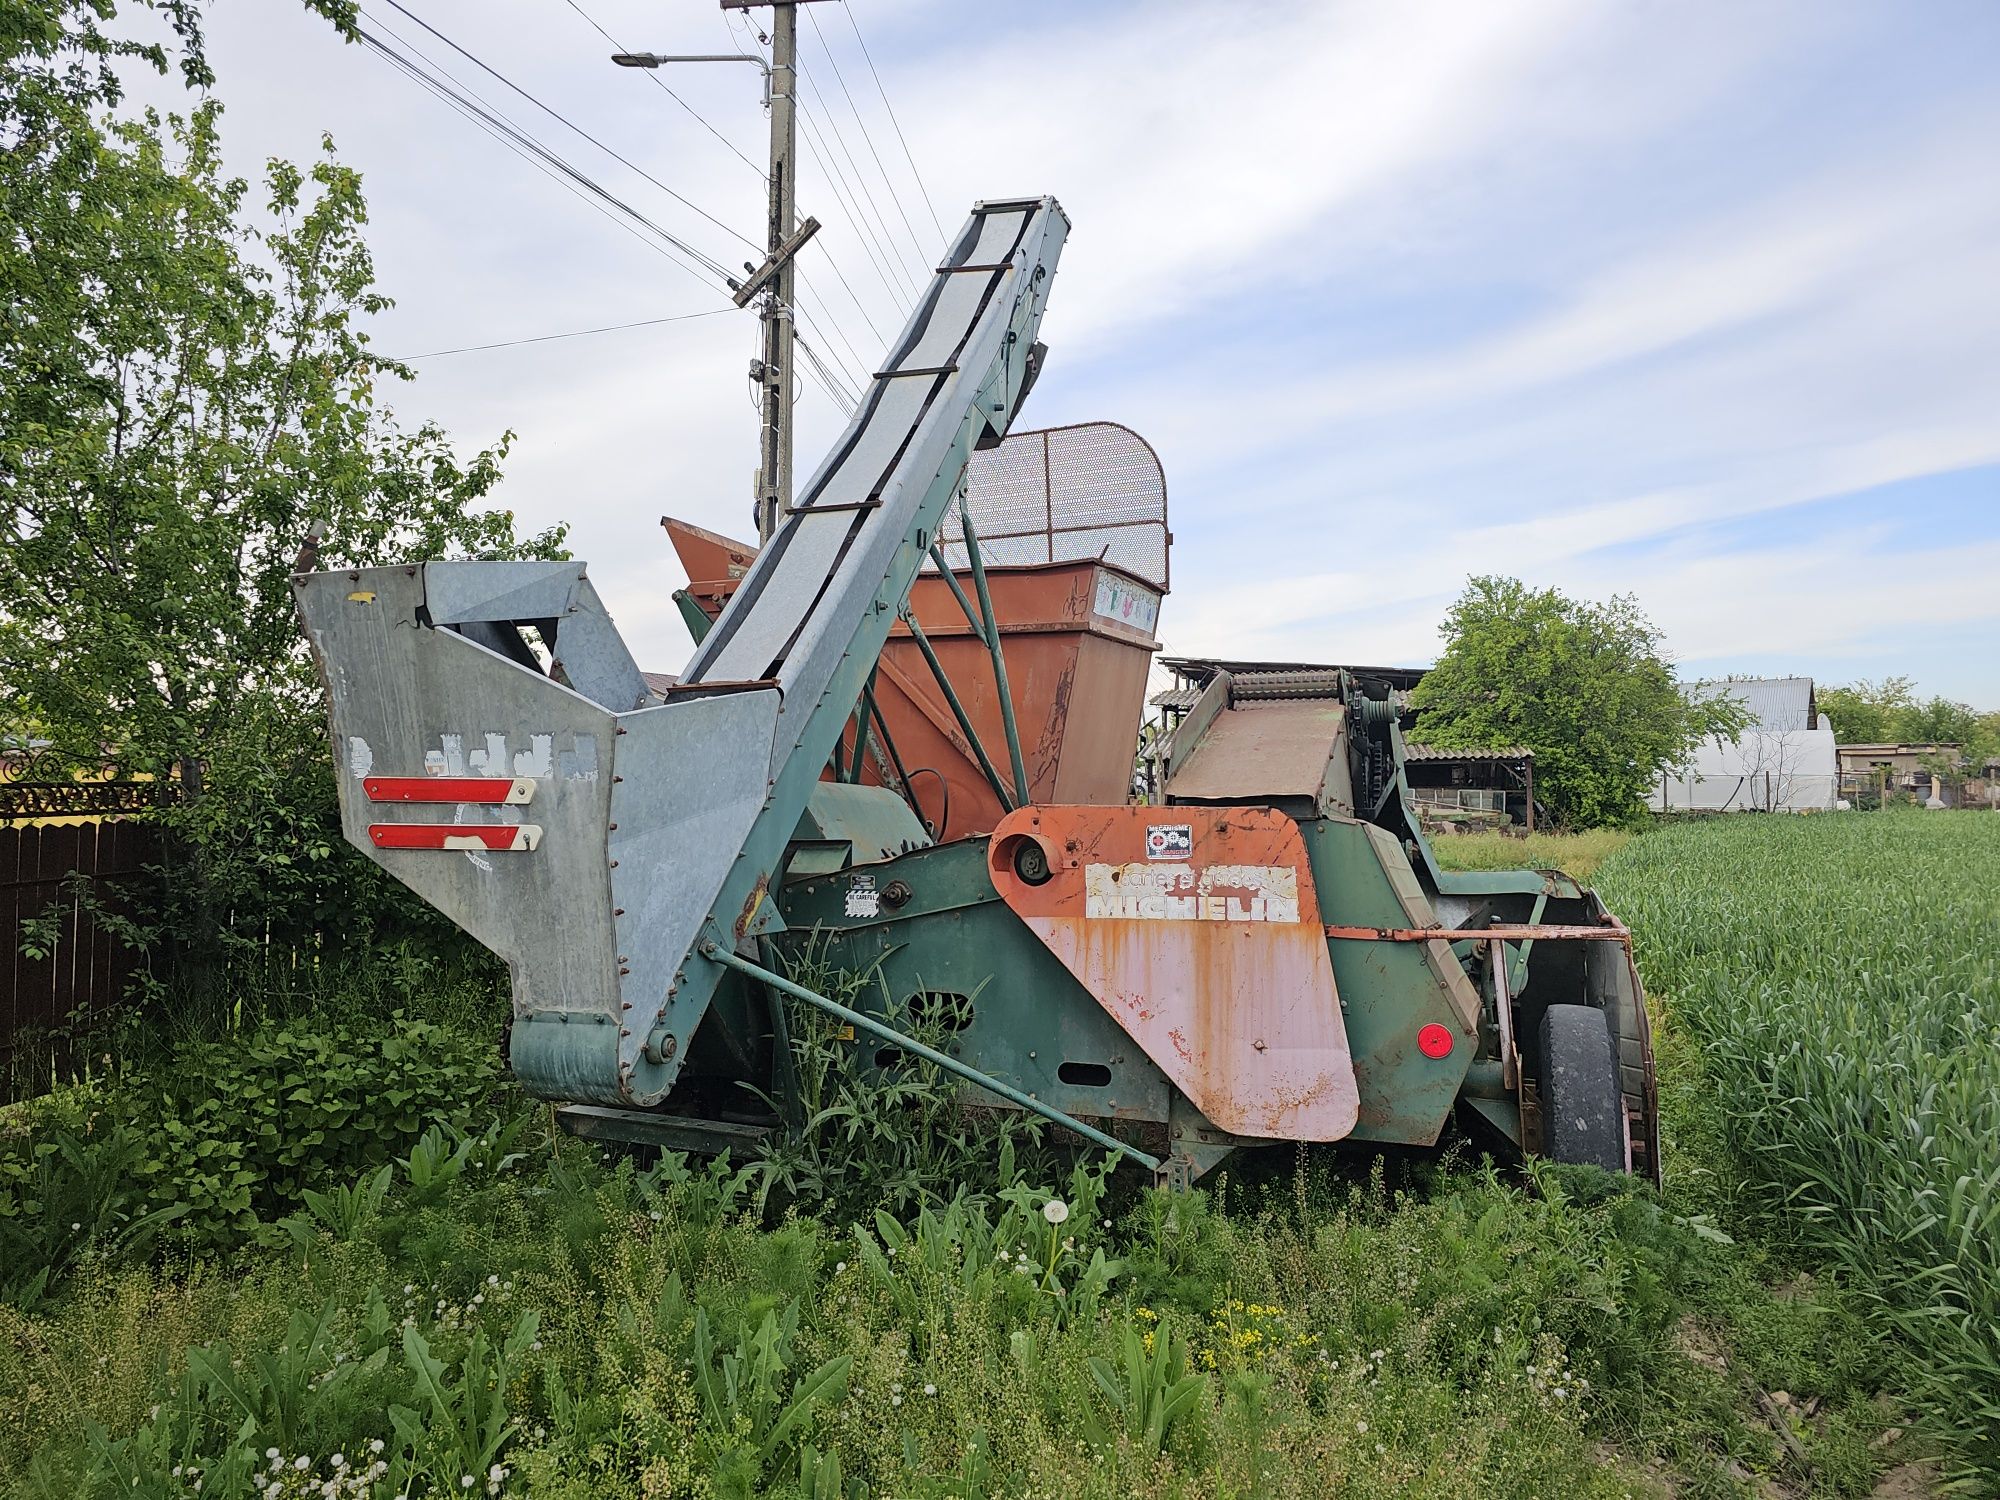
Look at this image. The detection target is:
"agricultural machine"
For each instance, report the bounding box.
[295,196,1658,1185]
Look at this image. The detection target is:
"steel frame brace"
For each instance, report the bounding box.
[1323,922,1632,946]
[700,941,1161,1173]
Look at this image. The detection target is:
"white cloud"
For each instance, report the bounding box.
[123,1,2000,699]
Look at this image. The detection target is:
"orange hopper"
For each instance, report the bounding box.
[664,423,1170,842]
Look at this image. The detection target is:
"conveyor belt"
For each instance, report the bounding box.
[688,200,1065,780]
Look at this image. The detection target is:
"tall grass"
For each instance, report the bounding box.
[1429,827,1633,884]
[1595,811,2000,1482]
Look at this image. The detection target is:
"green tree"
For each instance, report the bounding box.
[1818,679,1997,767]
[1815,677,1917,744]
[0,0,562,980]
[1410,576,1744,828]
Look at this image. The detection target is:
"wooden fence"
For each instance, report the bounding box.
[0,817,160,1102]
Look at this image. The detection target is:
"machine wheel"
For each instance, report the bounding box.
[1538,1004,1625,1172]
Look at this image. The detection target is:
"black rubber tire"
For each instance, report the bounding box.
[1538,1004,1625,1172]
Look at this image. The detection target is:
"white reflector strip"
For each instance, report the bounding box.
[365,776,536,805]
[369,823,542,852]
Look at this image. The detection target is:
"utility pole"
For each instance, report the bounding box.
[728,0,823,542]
[616,5,824,543]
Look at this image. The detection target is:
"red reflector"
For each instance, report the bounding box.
[1416,1023,1455,1059]
[365,776,535,805]
[368,822,541,852]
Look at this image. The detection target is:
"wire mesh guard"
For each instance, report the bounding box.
[936,422,1169,590]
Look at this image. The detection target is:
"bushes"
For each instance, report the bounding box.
[5,1137,1684,1499]
[1,1084,1908,1496]
[0,1015,501,1297]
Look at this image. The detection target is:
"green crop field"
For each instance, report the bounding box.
[2,812,1993,1497]
[1598,812,2000,1482]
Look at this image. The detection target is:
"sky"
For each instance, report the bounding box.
[139,0,2000,703]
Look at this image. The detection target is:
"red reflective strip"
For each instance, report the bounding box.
[368,823,540,852]
[365,776,534,805]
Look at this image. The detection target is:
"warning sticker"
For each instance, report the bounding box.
[1144,824,1193,860]
[843,873,879,919]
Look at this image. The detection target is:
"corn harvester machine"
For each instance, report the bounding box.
[296,197,1659,1185]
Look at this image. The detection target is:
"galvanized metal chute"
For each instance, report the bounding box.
[298,196,1069,1111]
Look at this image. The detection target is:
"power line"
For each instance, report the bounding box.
[364,9,876,425]
[557,2,879,390]
[357,25,734,295]
[795,59,925,291]
[839,0,947,245]
[795,330,859,407]
[805,3,933,266]
[794,100,916,306]
[375,0,756,266]
[789,274,872,383]
[717,11,888,377]
[801,245,885,352]
[836,0,944,245]
[794,331,859,417]
[559,0,768,180]
[390,307,734,361]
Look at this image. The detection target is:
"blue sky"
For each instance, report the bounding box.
[159,1,2000,703]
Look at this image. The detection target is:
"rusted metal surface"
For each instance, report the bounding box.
[989,804,1358,1141]
[1164,697,1349,809]
[1322,922,1632,945]
[670,518,1161,841]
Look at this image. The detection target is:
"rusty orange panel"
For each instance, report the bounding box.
[990,805,1358,1141]
[666,517,1161,840]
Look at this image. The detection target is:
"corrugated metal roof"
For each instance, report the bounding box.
[1160,655,1427,691]
[1695,677,1814,731]
[1404,743,1533,762]
[641,670,679,694]
[1149,685,1202,710]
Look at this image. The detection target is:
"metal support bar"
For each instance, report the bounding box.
[733,215,822,308]
[1511,891,1548,995]
[1324,922,1632,946]
[960,509,1030,804]
[926,542,986,635]
[850,677,881,785]
[898,607,1016,812]
[1490,938,1517,1091]
[700,941,1160,1172]
[860,679,915,796]
[758,935,804,1130]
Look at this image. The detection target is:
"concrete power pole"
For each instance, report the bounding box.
[756,2,797,543]
[616,9,821,544]
[725,0,824,542]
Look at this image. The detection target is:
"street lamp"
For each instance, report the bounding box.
[609,52,770,106]
[611,41,799,542]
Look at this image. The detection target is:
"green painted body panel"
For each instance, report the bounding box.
[770,811,1501,1155]
[1300,817,1477,1146]
[790,781,934,872]
[777,838,1176,1130]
